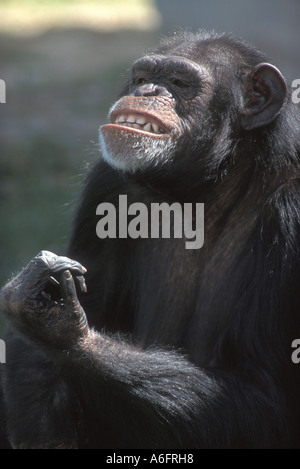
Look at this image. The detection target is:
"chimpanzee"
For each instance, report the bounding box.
[0,30,300,449]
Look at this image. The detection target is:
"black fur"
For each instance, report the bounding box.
[1,31,300,449]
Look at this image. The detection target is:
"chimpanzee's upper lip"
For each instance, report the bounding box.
[110,110,169,135]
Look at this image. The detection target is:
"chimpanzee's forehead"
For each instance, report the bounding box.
[165,43,247,69]
[154,36,267,70]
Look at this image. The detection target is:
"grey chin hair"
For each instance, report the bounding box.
[99,130,176,174]
[99,131,139,173]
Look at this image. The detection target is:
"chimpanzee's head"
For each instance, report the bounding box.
[99,31,288,184]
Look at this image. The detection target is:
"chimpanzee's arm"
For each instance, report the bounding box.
[0,251,288,449]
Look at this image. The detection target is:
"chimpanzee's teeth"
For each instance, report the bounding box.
[114,114,164,134]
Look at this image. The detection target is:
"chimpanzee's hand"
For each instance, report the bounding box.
[0,251,88,350]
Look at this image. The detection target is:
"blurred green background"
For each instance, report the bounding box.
[0,0,299,334]
[0,0,159,333]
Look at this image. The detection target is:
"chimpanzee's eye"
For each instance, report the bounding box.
[170,78,191,89]
[134,76,148,86]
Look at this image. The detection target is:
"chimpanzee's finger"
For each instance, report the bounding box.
[59,271,88,328]
[23,251,87,295]
[36,251,86,276]
[49,274,87,293]
[49,276,60,287]
[75,275,87,294]
[59,270,79,311]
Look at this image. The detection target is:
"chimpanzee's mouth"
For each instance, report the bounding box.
[110,112,168,135]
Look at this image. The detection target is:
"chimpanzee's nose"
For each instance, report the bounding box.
[134,83,172,98]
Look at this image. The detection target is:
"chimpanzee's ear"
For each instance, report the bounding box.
[241,63,287,131]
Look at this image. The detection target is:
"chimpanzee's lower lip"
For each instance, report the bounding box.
[100,123,170,138]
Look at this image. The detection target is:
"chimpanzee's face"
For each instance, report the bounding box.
[99,54,214,174]
[99,41,287,179]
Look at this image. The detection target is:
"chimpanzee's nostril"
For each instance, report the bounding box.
[134,84,172,98]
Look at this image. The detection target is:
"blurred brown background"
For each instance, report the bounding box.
[0,0,299,333]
